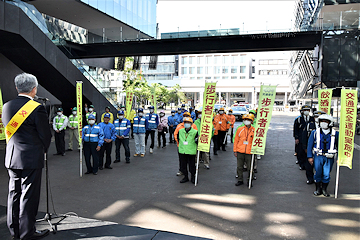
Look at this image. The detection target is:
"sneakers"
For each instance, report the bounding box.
[204,165,210,169]
[180,177,189,183]
[235,181,244,186]
[176,171,183,176]
[150,148,153,154]
[114,160,120,163]
[235,175,238,178]
[257,155,261,160]
[140,154,145,157]
[134,154,139,157]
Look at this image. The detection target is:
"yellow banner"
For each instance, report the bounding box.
[125,89,134,119]
[318,89,332,115]
[338,89,357,169]
[151,87,157,114]
[76,82,83,143]
[0,88,5,140]
[197,82,217,152]
[250,85,277,155]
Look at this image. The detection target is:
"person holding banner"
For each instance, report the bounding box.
[177,117,199,184]
[233,114,255,186]
[194,110,211,169]
[307,114,339,197]
[145,106,159,154]
[133,108,148,157]
[101,106,114,123]
[168,110,177,143]
[67,107,80,151]
[114,111,131,163]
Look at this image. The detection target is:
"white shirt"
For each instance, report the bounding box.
[18,94,33,100]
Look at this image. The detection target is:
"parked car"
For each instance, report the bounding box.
[231,106,248,121]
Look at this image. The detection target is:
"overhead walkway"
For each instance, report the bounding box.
[0,1,117,114]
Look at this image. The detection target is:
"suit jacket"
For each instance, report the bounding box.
[3,96,52,169]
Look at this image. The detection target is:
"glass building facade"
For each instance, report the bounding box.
[80,0,157,37]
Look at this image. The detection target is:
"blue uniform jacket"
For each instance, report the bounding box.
[175,112,183,125]
[98,122,116,141]
[114,118,131,137]
[307,129,339,158]
[82,124,104,147]
[190,111,196,122]
[168,115,176,127]
[294,115,315,149]
[133,116,148,133]
[145,113,159,130]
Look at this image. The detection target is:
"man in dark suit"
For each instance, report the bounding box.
[3,73,52,240]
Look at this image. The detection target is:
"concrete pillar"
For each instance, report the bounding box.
[284,91,288,106]
[226,92,230,107]
[218,91,221,104]
[194,92,197,107]
[199,91,204,105]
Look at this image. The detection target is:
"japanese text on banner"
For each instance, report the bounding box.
[125,89,134,119]
[338,89,357,169]
[76,82,83,143]
[151,87,157,114]
[318,89,332,115]
[250,85,277,155]
[0,88,5,140]
[197,82,217,152]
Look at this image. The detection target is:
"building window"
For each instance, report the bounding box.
[181,67,188,75]
[222,76,229,79]
[214,66,221,74]
[239,54,246,63]
[181,56,188,65]
[223,55,230,64]
[231,76,237,79]
[190,77,196,80]
[189,56,195,65]
[214,55,221,64]
[205,67,212,74]
[197,67,204,74]
[205,76,212,79]
[240,66,246,73]
[231,66,237,74]
[189,67,195,74]
[206,56,212,64]
[222,66,229,74]
[197,77,204,80]
[240,76,245,79]
[197,56,204,65]
[259,59,288,65]
[214,76,220,79]
[252,66,255,74]
[231,55,239,64]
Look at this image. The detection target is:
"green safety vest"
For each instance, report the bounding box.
[86,112,96,122]
[69,115,78,128]
[55,115,67,130]
[178,127,197,155]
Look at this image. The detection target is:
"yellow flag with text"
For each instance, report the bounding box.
[76,82,83,143]
[338,89,357,169]
[250,85,277,155]
[197,82,217,152]
[125,89,134,119]
[0,88,5,140]
[318,89,332,115]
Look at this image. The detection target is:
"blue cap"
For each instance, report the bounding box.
[149,106,154,109]
[181,104,185,107]
[104,113,111,118]
[177,108,182,111]
[88,114,95,120]
[171,110,175,113]
[118,110,124,115]
[138,108,144,112]
[189,107,193,110]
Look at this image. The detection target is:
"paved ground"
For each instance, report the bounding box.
[0,111,359,240]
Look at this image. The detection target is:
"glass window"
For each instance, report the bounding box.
[214,55,221,64]
[205,67,212,74]
[206,56,212,64]
[189,56,195,65]
[214,66,221,74]
[231,66,237,74]
[197,56,205,65]
[240,76,245,79]
[205,76,212,79]
[231,55,239,64]
[239,54,246,63]
[222,66,229,74]
[181,67,188,75]
[222,76,229,79]
[197,67,204,74]
[231,76,237,79]
[189,67,195,74]
[197,77,204,80]
[190,77,196,80]
[181,56,188,65]
[240,66,246,73]
[214,76,220,80]
[223,55,230,64]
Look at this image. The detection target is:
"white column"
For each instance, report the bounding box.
[284,91,288,106]
[226,92,230,107]
[199,91,204,105]
[218,91,221,104]
[194,92,198,106]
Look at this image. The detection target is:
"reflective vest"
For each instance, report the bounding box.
[83,124,102,144]
[114,118,130,137]
[233,125,255,154]
[178,128,197,155]
[146,113,158,130]
[313,128,337,155]
[55,115,67,130]
[133,117,146,134]
[69,115,78,128]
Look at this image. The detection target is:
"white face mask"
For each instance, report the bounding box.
[72,111,77,115]
[219,111,224,114]
[121,108,125,111]
[150,109,154,113]
[243,120,251,126]
[88,120,95,125]
[57,112,62,116]
[89,108,93,112]
[320,122,329,129]
[171,113,175,116]
[303,111,310,116]
[198,114,202,119]
[178,111,181,113]
[119,115,124,119]
[160,113,165,117]
[184,123,191,129]
[138,113,143,117]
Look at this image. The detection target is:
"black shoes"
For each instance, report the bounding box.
[61,153,66,156]
[222,148,226,151]
[322,183,330,197]
[126,159,130,163]
[235,181,244,186]
[114,160,120,163]
[307,180,314,184]
[191,176,195,184]
[180,177,189,183]
[66,149,73,151]
[99,167,103,170]
[254,169,258,173]
[93,172,97,175]
[84,171,92,174]
[313,182,322,196]
[27,229,50,240]
[105,166,113,169]
[53,153,61,155]
[214,152,218,155]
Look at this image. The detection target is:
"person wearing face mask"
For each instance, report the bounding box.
[294,105,315,174]
[67,107,80,151]
[189,107,196,122]
[233,114,255,187]
[194,110,211,169]
[177,117,199,184]
[82,114,104,175]
[114,111,131,163]
[133,108,148,157]
[167,110,177,143]
[227,109,236,143]
[213,107,230,152]
[175,107,183,125]
[86,105,96,123]
[157,110,168,148]
[181,103,186,113]
[145,106,159,154]
[101,106,114,124]
[307,115,339,197]
[53,108,69,156]
[312,110,326,129]
[293,108,304,159]
[98,113,116,170]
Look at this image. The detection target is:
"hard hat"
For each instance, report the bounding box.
[314,110,326,117]
[219,107,225,111]
[228,109,233,112]
[89,105,94,108]
[121,105,125,108]
[149,106,154,109]
[104,113,111,118]
[138,108,144,112]
[171,110,175,113]
[318,114,333,123]
[72,107,77,111]
[183,117,193,123]
[105,106,111,110]
[242,114,254,121]
[88,114,95,120]
[183,112,191,117]
[301,105,311,110]
[118,110,124,115]
[57,108,63,112]
[249,110,256,115]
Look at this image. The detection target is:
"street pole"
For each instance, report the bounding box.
[195,151,200,186]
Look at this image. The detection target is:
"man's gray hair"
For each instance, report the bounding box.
[14,73,38,93]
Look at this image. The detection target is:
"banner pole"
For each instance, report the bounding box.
[334,159,340,199]
[249,154,255,189]
[195,151,200,186]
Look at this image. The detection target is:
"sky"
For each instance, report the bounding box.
[157,0,296,34]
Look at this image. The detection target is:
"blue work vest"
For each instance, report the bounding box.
[133,117,146,134]
[114,119,130,137]
[168,115,176,126]
[146,113,158,130]
[82,124,103,146]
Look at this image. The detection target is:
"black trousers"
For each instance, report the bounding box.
[230,128,234,143]
[55,130,65,154]
[169,126,175,143]
[218,130,227,150]
[84,142,99,173]
[7,168,42,240]
[179,153,196,178]
[158,131,166,147]
[130,123,134,138]
[99,142,113,168]
[115,138,130,161]
[212,135,219,154]
[296,143,307,169]
[145,130,155,149]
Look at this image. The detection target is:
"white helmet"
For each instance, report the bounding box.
[318,114,333,125]
[313,110,326,117]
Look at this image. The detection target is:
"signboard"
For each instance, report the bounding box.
[76,82,83,143]
[0,88,5,140]
[125,89,134,119]
[318,89,332,115]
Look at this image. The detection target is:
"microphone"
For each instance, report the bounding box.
[35,95,49,101]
